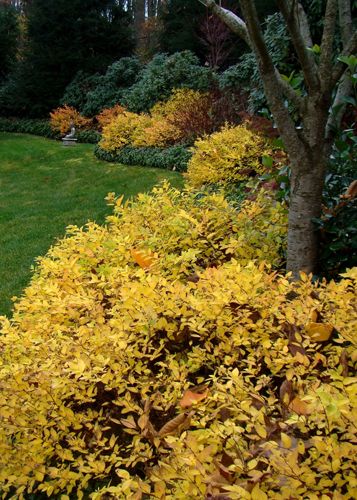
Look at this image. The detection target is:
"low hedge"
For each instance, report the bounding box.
[94,144,191,172]
[0,117,100,144]
[0,117,58,139]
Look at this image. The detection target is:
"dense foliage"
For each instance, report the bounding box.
[0,117,58,139]
[315,126,357,278]
[0,0,134,117]
[1,182,356,498]
[0,2,19,83]
[219,13,294,113]
[98,89,205,152]
[158,0,206,60]
[186,124,271,187]
[120,51,217,113]
[94,144,191,172]
[81,57,143,117]
[50,105,93,135]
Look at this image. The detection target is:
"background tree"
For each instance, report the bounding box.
[0,1,19,82]
[200,0,357,277]
[0,0,134,117]
[199,12,234,68]
[159,0,207,60]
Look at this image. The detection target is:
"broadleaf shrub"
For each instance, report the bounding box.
[1,183,356,498]
[151,88,213,143]
[120,51,217,113]
[98,111,152,150]
[0,117,58,139]
[96,104,127,131]
[94,144,191,172]
[60,71,102,112]
[219,13,294,113]
[81,57,143,117]
[186,124,271,187]
[50,105,93,135]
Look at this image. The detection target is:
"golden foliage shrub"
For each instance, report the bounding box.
[151,88,213,143]
[1,183,355,498]
[186,124,271,187]
[135,116,182,147]
[96,104,126,131]
[99,89,212,151]
[49,105,92,135]
[99,111,151,151]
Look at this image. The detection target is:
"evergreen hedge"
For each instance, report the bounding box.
[94,144,191,172]
[0,117,100,144]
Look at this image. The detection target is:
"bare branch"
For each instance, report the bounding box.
[319,0,338,91]
[326,73,353,134]
[331,30,357,88]
[277,0,320,92]
[294,1,314,48]
[203,1,304,114]
[239,0,303,158]
[338,0,353,46]
[326,0,355,133]
[200,0,252,47]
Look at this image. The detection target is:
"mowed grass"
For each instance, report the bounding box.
[0,133,183,317]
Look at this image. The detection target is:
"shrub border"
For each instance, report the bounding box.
[0,117,100,144]
[94,144,191,172]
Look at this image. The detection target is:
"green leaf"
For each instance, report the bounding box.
[262,156,274,168]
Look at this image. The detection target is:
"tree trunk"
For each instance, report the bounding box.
[287,155,326,277]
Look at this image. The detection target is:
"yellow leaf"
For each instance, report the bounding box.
[305,322,333,342]
[255,423,267,439]
[251,483,268,499]
[281,432,292,449]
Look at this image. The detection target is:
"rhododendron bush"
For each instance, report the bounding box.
[0,184,356,499]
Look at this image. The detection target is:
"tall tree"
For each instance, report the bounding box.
[1,0,134,116]
[159,0,207,60]
[0,1,19,82]
[199,0,357,277]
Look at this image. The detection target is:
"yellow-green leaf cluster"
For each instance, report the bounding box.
[186,124,272,187]
[0,183,355,499]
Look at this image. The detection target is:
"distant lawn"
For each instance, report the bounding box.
[0,133,183,317]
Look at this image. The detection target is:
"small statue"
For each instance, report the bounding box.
[64,121,76,139]
[62,121,78,145]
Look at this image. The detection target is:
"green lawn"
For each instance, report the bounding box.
[0,133,183,317]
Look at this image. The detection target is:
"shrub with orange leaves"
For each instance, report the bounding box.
[96,104,126,131]
[49,105,92,135]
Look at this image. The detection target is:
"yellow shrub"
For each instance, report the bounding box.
[96,104,126,131]
[134,116,182,147]
[49,105,92,135]
[186,124,271,187]
[151,88,212,143]
[1,184,355,499]
[98,89,210,150]
[151,88,208,119]
[99,111,151,151]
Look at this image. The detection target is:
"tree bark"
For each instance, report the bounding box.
[287,153,326,276]
[200,0,356,277]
